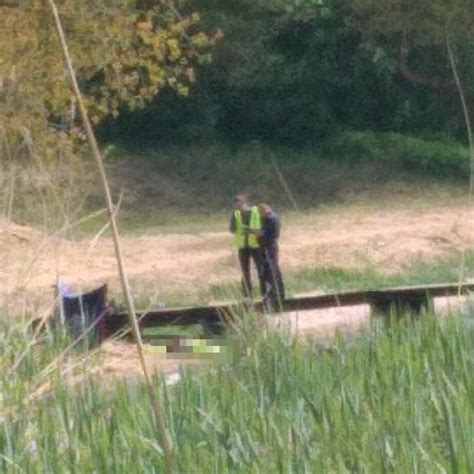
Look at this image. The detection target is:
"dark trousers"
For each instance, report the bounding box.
[262,243,285,305]
[238,248,266,299]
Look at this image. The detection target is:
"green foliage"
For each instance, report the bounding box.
[103,0,474,145]
[0,0,212,227]
[324,131,470,178]
[167,313,474,471]
[104,0,377,142]
[352,0,474,107]
[0,0,211,126]
[353,0,473,46]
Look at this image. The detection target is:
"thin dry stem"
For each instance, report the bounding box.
[46,1,174,472]
[446,37,474,290]
[270,153,301,213]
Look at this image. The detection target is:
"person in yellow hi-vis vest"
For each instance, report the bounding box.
[229,194,266,300]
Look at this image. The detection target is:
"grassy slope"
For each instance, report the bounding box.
[95,131,470,232]
[6,130,469,232]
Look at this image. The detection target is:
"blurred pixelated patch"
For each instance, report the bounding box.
[145,336,236,361]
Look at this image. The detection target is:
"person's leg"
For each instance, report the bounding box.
[274,246,285,301]
[261,248,273,298]
[266,244,285,305]
[260,248,275,312]
[251,248,267,298]
[238,248,252,298]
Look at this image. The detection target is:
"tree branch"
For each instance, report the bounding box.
[399,32,456,93]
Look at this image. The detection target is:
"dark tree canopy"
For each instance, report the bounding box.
[103,0,473,145]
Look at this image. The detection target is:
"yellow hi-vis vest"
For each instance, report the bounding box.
[234,207,261,249]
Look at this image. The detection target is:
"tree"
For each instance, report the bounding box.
[352,0,474,93]
[101,0,474,145]
[0,0,213,225]
[182,0,412,142]
[0,0,211,129]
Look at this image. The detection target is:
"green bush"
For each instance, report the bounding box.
[324,131,470,178]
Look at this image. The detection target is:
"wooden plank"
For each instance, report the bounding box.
[105,291,369,334]
[103,303,234,336]
[368,282,474,299]
[103,282,474,336]
[276,291,369,312]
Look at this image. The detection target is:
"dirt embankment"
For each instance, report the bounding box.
[1,202,473,315]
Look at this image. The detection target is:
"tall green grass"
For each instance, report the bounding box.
[1,307,473,472]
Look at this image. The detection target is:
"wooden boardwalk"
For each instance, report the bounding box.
[103,282,474,336]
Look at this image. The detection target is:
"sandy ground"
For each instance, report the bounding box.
[1,202,473,312]
[1,200,473,381]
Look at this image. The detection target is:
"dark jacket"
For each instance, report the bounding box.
[260,210,280,248]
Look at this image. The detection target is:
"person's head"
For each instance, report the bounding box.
[232,194,250,211]
[258,202,272,217]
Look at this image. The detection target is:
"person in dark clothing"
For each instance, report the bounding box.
[258,203,285,307]
[229,195,266,300]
